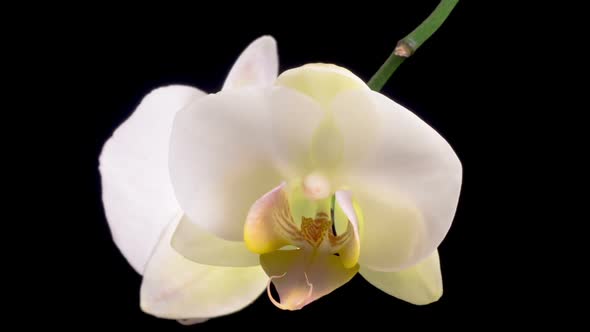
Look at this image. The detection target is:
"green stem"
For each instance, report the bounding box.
[367,0,459,91]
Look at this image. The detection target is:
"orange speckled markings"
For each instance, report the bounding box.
[300,212,332,247]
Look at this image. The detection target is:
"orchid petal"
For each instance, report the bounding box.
[360,250,443,305]
[222,36,278,90]
[99,85,205,273]
[332,89,462,271]
[140,214,268,319]
[169,87,282,241]
[171,215,260,267]
[169,87,322,241]
[260,250,358,310]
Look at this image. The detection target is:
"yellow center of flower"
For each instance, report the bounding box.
[300,212,332,248]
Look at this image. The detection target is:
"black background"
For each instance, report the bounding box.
[38,1,552,330]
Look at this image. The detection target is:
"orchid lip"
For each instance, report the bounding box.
[244,181,361,310]
[266,271,313,310]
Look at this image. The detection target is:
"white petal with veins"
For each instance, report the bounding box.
[99,85,205,273]
[169,87,323,241]
[333,89,462,271]
[141,214,268,319]
[222,36,278,90]
[171,214,260,267]
[360,250,443,305]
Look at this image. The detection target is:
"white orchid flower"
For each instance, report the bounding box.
[99,35,462,323]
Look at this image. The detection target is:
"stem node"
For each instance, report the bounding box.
[393,40,414,58]
[367,0,459,91]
